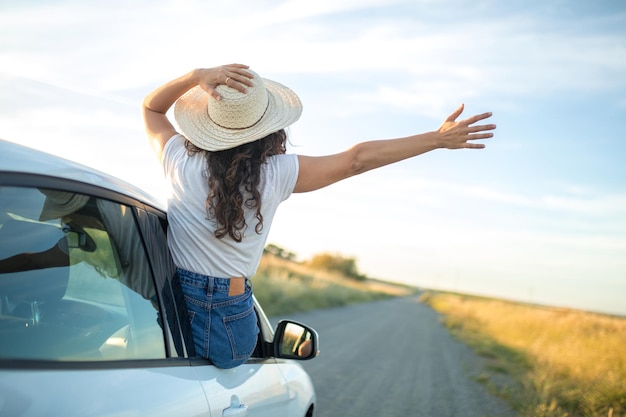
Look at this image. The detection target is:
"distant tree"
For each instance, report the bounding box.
[264,244,298,262]
[307,252,366,281]
[264,243,284,257]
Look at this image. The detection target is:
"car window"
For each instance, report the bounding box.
[0,186,166,361]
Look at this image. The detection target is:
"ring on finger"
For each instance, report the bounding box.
[225,76,231,86]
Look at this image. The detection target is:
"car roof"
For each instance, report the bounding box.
[0,138,166,211]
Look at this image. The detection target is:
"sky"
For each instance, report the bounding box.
[1,0,625,316]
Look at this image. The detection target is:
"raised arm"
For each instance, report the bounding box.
[294,104,495,193]
[142,64,254,159]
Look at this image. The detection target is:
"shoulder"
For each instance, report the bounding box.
[161,134,193,175]
[162,134,187,162]
[163,134,186,155]
[266,153,299,174]
[264,153,299,198]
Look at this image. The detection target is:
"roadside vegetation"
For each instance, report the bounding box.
[421,291,626,417]
[251,244,416,317]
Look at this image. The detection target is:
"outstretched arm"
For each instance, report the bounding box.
[294,104,495,193]
[142,64,254,159]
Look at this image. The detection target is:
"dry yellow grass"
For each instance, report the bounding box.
[258,254,415,296]
[422,292,626,417]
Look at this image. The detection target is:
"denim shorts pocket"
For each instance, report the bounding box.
[224,306,259,361]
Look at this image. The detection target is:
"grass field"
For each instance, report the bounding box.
[250,253,416,317]
[421,291,626,417]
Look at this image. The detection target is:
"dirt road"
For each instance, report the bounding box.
[275,296,516,417]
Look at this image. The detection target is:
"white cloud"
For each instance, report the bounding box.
[4,0,625,101]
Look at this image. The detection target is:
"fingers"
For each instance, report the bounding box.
[462,111,493,126]
[445,103,465,122]
[222,64,254,91]
[464,142,486,149]
[461,112,496,143]
[226,63,250,70]
[225,64,254,82]
[467,123,496,134]
[466,123,495,140]
[456,113,496,149]
[225,73,254,91]
[462,125,495,150]
[206,64,254,100]
[468,132,494,140]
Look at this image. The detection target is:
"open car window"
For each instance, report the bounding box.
[0,186,166,361]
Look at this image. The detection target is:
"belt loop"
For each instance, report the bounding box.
[207,276,214,296]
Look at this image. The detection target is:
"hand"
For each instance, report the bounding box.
[437,104,496,149]
[195,64,255,101]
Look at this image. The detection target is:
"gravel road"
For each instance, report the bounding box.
[274,296,516,417]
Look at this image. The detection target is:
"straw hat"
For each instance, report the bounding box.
[39,190,90,221]
[174,69,302,151]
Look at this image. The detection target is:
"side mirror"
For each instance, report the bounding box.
[273,320,319,360]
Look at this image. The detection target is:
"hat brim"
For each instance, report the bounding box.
[174,78,302,151]
[39,191,90,221]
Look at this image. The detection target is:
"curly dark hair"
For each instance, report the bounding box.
[185,129,288,242]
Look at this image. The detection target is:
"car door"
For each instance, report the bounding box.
[0,184,211,417]
[190,304,318,417]
[193,355,292,416]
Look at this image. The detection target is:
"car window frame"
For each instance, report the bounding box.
[0,173,192,369]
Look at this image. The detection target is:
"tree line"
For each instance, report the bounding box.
[264,243,367,281]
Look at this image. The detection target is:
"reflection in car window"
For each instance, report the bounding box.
[0,187,166,361]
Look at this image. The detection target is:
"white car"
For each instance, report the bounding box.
[0,139,318,417]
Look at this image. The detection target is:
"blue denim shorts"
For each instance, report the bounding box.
[177,268,259,369]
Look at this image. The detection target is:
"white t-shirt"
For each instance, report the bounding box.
[162,134,298,277]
